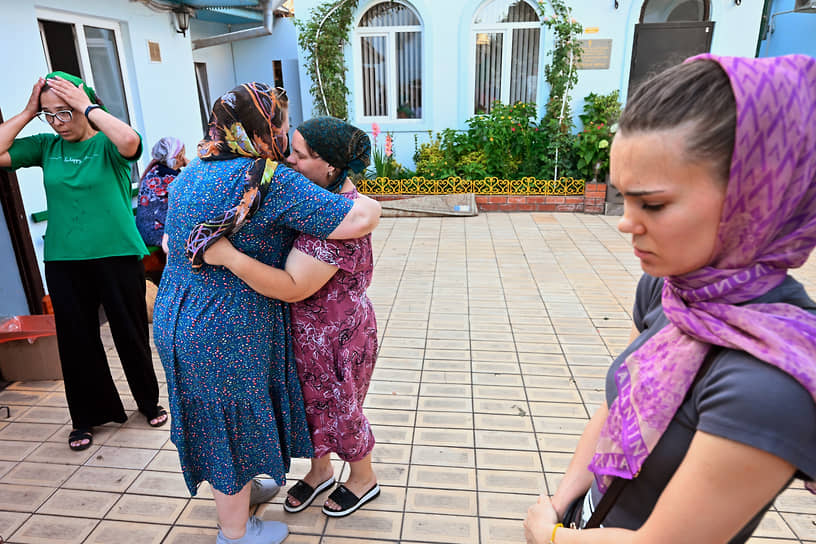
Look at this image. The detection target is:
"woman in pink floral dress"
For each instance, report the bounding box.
[204,117,380,518]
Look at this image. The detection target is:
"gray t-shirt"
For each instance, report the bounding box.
[589,274,816,542]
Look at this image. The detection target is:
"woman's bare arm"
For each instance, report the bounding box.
[0,78,45,168]
[527,431,795,544]
[327,189,381,240]
[204,237,337,302]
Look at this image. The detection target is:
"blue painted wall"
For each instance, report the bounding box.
[294,0,765,170]
[758,0,816,57]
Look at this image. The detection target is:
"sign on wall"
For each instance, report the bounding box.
[578,39,612,70]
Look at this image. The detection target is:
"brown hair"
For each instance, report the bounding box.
[618,60,736,182]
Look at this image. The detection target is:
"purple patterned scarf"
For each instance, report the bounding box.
[589,55,816,493]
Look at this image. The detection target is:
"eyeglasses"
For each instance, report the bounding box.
[37,110,73,124]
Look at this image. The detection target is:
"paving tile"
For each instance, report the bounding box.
[127,471,192,498]
[104,428,169,449]
[9,514,96,544]
[479,491,539,520]
[0,461,76,487]
[402,512,479,543]
[411,446,475,468]
[37,488,119,518]
[371,444,411,464]
[0,483,54,512]
[0,440,39,462]
[0,510,29,541]
[408,465,476,491]
[420,370,472,384]
[415,411,474,429]
[0,422,61,442]
[754,511,799,539]
[413,427,474,448]
[85,519,169,543]
[162,526,219,544]
[324,510,403,540]
[63,466,140,493]
[474,413,534,432]
[106,494,187,524]
[24,442,99,465]
[476,449,542,472]
[477,469,547,495]
[403,488,477,516]
[84,446,157,470]
[479,516,530,542]
[145,449,182,472]
[475,430,538,451]
[417,396,472,412]
[783,513,816,540]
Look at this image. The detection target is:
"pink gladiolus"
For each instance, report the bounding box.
[385,134,393,157]
[371,123,381,143]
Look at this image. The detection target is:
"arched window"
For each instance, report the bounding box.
[641,0,709,22]
[355,1,423,120]
[472,0,540,114]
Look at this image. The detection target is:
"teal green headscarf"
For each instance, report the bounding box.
[297,117,371,193]
[45,71,108,112]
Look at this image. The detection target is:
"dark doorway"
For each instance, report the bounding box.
[0,108,45,316]
[628,21,714,96]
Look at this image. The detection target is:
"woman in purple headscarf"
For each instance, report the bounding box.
[525,55,816,543]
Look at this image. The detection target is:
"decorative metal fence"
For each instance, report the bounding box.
[356,176,585,195]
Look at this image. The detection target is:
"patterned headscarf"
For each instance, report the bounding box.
[297,117,371,193]
[589,55,816,493]
[151,137,185,169]
[185,82,288,268]
[45,71,108,112]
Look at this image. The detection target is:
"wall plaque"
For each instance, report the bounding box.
[578,39,612,70]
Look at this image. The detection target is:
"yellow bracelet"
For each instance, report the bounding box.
[550,522,564,544]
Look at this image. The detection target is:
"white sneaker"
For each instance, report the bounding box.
[216,515,288,544]
[249,478,281,505]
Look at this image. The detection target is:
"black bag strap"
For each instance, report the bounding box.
[584,348,720,529]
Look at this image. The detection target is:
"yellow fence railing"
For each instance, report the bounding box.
[357,176,586,196]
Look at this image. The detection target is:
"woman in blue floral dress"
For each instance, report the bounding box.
[152,84,381,544]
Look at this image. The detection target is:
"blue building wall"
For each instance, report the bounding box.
[758,0,816,57]
[294,0,765,170]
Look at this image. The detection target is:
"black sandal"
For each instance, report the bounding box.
[146,405,168,428]
[322,483,380,518]
[68,428,93,451]
[283,477,335,513]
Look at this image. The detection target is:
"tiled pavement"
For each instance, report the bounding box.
[1,212,815,544]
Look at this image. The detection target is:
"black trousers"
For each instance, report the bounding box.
[45,256,159,429]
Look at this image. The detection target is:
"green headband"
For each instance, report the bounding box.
[45,71,108,112]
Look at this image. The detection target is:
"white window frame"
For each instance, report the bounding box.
[353,1,424,123]
[36,8,138,128]
[470,0,541,115]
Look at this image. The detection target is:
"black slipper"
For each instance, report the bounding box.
[322,483,380,518]
[68,428,93,451]
[146,405,168,428]
[283,476,335,513]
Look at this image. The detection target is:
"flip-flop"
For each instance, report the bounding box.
[283,477,335,513]
[322,483,380,518]
[68,428,93,451]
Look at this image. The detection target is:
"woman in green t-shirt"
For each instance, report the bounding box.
[0,73,167,451]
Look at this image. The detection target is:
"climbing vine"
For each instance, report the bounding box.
[295,0,360,120]
[537,0,582,177]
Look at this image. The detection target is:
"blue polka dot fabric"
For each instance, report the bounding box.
[153,156,353,495]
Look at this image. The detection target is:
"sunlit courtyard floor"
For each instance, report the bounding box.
[1,212,814,543]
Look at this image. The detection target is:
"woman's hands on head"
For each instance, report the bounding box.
[44,76,93,113]
[524,495,560,544]
[24,78,46,120]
